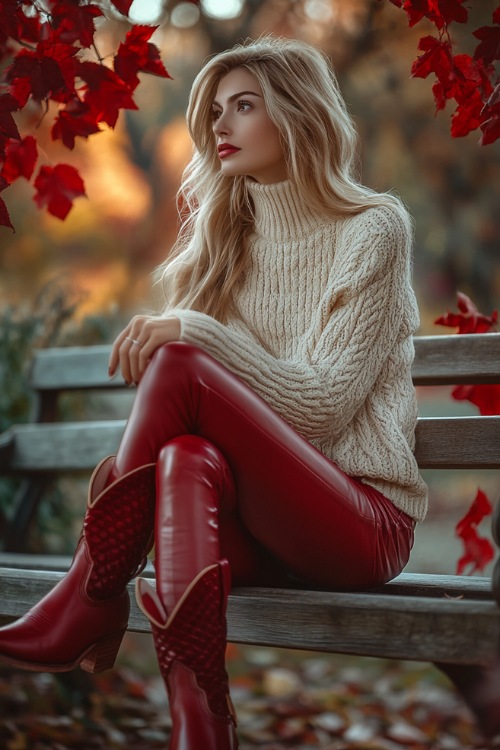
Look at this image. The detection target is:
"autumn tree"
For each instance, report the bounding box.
[392,0,499,144]
[0,0,171,229]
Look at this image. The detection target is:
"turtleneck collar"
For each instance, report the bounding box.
[246,179,330,242]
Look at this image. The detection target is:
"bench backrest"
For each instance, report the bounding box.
[1,333,500,473]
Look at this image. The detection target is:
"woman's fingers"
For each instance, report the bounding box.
[130,317,181,383]
[108,316,181,385]
[108,315,146,383]
[108,325,133,378]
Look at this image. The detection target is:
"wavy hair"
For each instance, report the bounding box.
[155,35,411,321]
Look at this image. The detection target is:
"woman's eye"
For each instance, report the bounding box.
[237,100,252,111]
[212,109,222,121]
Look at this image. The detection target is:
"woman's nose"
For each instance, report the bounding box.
[213,114,230,136]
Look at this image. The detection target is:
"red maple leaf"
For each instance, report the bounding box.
[8,77,32,108]
[431,54,489,111]
[455,489,494,575]
[434,291,498,333]
[451,90,486,137]
[114,25,172,90]
[457,489,493,536]
[33,163,86,219]
[50,2,103,48]
[401,0,468,29]
[411,36,453,82]
[480,112,500,145]
[401,0,432,27]
[456,525,495,575]
[6,42,78,103]
[111,0,134,15]
[0,93,21,141]
[473,25,500,66]
[78,61,138,127]
[483,82,500,111]
[0,174,13,230]
[52,96,101,149]
[0,93,20,161]
[432,0,468,28]
[0,135,38,183]
[480,81,500,144]
[0,196,13,230]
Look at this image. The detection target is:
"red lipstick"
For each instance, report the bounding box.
[218,143,240,159]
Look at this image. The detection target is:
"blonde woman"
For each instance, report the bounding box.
[0,37,434,748]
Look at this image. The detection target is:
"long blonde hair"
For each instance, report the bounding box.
[155,35,411,321]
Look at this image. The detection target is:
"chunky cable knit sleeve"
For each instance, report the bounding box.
[170,206,414,445]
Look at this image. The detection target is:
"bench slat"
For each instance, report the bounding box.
[2,416,499,472]
[29,334,500,391]
[415,416,500,468]
[0,421,126,471]
[0,567,497,665]
[0,554,492,599]
[412,334,500,385]
[30,346,123,390]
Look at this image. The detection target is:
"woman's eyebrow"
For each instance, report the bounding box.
[212,90,262,107]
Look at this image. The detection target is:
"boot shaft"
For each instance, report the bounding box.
[137,561,238,746]
[84,459,156,600]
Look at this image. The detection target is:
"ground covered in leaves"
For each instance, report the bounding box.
[0,635,498,750]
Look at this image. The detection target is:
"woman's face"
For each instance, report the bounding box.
[212,68,288,184]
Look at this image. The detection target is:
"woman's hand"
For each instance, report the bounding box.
[108,315,181,385]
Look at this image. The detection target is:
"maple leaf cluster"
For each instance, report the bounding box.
[435,292,499,575]
[0,0,172,229]
[389,0,500,145]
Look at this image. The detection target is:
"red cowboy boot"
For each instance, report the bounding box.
[135,435,238,749]
[136,560,238,750]
[0,456,156,673]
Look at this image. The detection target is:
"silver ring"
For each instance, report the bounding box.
[126,336,141,346]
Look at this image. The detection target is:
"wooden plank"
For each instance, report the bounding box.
[415,416,500,468]
[0,554,73,571]
[375,572,493,599]
[412,334,500,385]
[29,334,500,392]
[0,555,492,600]
[0,421,126,471]
[30,345,125,390]
[224,587,500,665]
[2,416,500,472]
[0,568,498,665]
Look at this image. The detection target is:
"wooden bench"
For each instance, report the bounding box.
[0,334,500,667]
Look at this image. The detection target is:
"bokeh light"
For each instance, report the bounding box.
[129,0,164,24]
[170,2,200,27]
[201,0,244,20]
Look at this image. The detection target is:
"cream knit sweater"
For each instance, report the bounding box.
[169,180,428,522]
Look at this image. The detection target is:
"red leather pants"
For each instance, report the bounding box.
[112,342,415,592]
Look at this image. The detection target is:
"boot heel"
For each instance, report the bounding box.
[80,629,125,673]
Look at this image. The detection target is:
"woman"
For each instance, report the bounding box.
[0,36,430,748]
